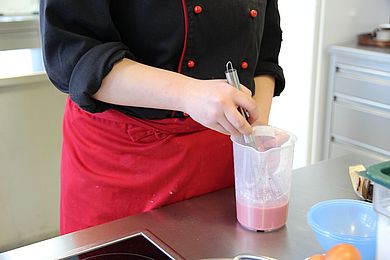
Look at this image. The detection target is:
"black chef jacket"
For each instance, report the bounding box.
[40,0,285,119]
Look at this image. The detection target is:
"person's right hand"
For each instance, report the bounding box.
[182,79,259,136]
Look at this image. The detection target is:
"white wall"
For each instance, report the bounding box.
[0,77,66,251]
[0,50,65,251]
[270,0,318,168]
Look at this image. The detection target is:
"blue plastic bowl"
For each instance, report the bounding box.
[307,199,377,260]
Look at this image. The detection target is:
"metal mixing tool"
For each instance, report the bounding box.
[226,62,287,201]
[225,61,257,151]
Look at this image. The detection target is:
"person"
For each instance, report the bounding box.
[40,0,285,235]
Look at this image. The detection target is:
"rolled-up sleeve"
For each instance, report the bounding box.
[254,0,285,96]
[40,0,134,112]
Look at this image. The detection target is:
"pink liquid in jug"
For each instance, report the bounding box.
[236,200,289,231]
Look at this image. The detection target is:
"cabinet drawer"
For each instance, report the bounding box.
[329,141,390,161]
[334,64,390,107]
[0,31,40,50]
[331,102,390,154]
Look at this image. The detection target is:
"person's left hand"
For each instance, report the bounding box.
[254,131,290,152]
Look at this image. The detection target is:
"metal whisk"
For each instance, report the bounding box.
[225,61,257,151]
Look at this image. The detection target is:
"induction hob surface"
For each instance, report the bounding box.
[63,231,180,260]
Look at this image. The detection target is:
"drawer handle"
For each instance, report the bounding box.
[336,63,390,79]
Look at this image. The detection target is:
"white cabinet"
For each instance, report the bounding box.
[0,15,40,51]
[0,48,65,250]
[324,44,390,161]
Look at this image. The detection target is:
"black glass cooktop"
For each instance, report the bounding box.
[64,233,177,260]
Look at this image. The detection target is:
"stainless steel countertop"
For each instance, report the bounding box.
[329,43,390,62]
[0,154,381,260]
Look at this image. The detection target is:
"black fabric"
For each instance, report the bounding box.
[40,0,285,119]
[254,0,285,96]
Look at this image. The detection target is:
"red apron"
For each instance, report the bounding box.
[60,98,234,234]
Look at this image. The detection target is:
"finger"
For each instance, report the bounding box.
[223,81,251,97]
[233,92,259,122]
[260,137,277,151]
[218,115,241,136]
[206,120,230,135]
[276,132,290,146]
[256,136,274,151]
[261,132,290,150]
[224,106,252,135]
[240,85,252,96]
[213,123,230,135]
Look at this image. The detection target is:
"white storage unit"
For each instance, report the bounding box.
[0,15,40,51]
[324,44,390,161]
[0,48,65,251]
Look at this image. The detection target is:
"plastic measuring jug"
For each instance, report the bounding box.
[231,125,297,231]
[360,161,390,260]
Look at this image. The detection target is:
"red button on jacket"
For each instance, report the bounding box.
[194,5,203,14]
[250,9,258,18]
[187,60,195,68]
[241,61,248,70]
